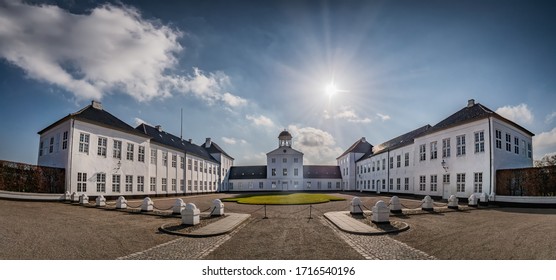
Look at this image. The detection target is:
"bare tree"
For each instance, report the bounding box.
[534,154,556,167]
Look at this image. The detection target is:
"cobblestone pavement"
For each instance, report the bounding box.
[321,217,435,260]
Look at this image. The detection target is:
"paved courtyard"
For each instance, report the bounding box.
[1,192,555,260]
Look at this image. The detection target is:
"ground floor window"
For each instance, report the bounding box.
[419,176,426,191]
[137,176,144,192]
[150,177,156,192]
[112,174,120,193]
[96,173,106,193]
[474,172,483,193]
[457,173,466,192]
[404,178,409,191]
[180,179,184,191]
[336,182,340,189]
[187,180,192,191]
[77,172,87,192]
[259,182,264,189]
[389,178,394,190]
[125,175,133,192]
[396,178,401,191]
[430,175,437,192]
[162,178,167,191]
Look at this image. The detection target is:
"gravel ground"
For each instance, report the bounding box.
[1,192,555,260]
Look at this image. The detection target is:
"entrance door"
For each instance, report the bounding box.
[282,182,288,190]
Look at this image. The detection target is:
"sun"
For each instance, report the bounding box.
[325,82,339,98]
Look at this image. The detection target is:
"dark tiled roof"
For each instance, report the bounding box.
[358,124,431,161]
[136,124,218,163]
[424,102,534,136]
[228,166,267,180]
[303,165,342,179]
[38,104,146,137]
[205,141,234,160]
[337,137,373,159]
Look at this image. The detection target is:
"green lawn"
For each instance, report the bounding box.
[221,193,345,205]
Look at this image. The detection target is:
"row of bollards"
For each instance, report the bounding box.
[63,191,224,226]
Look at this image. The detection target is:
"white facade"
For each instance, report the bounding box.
[37,101,232,197]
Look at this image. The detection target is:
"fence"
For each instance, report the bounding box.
[0,160,65,193]
[496,166,556,196]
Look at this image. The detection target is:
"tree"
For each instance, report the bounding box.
[535,154,556,167]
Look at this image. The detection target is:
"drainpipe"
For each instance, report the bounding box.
[488,117,493,196]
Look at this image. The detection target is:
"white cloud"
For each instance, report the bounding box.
[324,107,372,123]
[246,114,274,127]
[495,104,534,125]
[287,125,343,165]
[221,137,247,145]
[0,1,247,106]
[533,127,556,159]
[545,112,556,124]
[377,113,391,121]
[133,117,150,127]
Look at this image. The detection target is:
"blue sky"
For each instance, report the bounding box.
[1,0,556,165]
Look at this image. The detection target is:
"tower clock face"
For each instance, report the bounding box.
[283,149,287,153]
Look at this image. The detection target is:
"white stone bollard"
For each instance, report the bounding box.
[468,194,478,207]
[479,193,489,206]
[173,198,186,215]
[389,196,402,214]
[141,197,154,212]
[349,197,364,214]
[371,200,390,224]
[96,195,106,207]
[422,195,434,211]
[70,192,79,203]
[448,195,459,209]
[79,194,89,205]
[116,196,127,209]
[489,193,496,203]
[64,191,71,202]
[181,203,200,225]
[210,199,225,216]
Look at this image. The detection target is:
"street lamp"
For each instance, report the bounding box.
[441,160,448,172]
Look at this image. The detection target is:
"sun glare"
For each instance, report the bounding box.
[325,82,339,97]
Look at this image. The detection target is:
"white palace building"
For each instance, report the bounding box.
[37,99,534,199]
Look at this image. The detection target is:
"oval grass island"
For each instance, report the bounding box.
[221,193,346,205]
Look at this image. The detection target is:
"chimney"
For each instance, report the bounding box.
[155,125,162,132]
[361,137,366,142]
[188,139,192,143]
[205,137,212,148]
[91,100,102,110]
[467,99,475,108]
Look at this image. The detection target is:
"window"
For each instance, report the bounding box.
[474,131,485,153]
[188,159,192,170]
[474,172,483,193]
[328,182,332,189]
[376,160,380,171]
[79,133,90,154]
[283,158,287,163]
[495,130,502,149]
[194,180,199,191]
[138,146,145,162]
[77,172,87,192]
[137,176,144,192]
[150,177,156,192]
[430,175,437,192]
[294,158,298,163]
[62,131,68,150]
[397,155,401,168]
[456,135,466,156]
[95,137,106,157]
[259,182,264,189]
[382,159,386,170]
[126,143,134,161]
[180,156,184,169]
[389,178,393,190]
[162,152,168,166]
[514,137,519,154]
[96,173,106,192]
[457,173,466,192]
[113,140,122,159]
[125,175,133,192]
[382,179,386,190]
[506,133,511,152]
[272,168,276,176]
[172,155,177,168]
[419,176,426,191]
[112,174,120,193]
[294,168,299,176]
[150,149,157,164]
[389,157,394,169]
[430,141,437,159]
[49,137,54,153]
[442,138,451,158]
[405,153,409,167]
[419,144,426,161]
[162,178,167,191]
[527,142,532,158]
[404,178,409,191]
[194,160,198,171]
[180,179,184,191]
[171,179,177,191]
[372,180,375,190]
[372,161,376,171]
[187,180,192,191]
[39,142,44,156]
[271,158,276,163]
[396,178,401,191]
[443,174,450,184]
